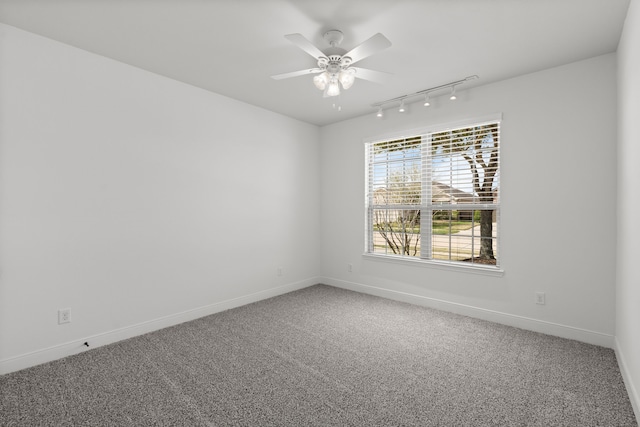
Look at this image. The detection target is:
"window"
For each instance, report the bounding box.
[365,118,500,268]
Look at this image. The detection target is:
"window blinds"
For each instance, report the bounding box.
[365,120,500,265]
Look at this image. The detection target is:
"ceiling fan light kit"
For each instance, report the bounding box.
[271,30,392,98]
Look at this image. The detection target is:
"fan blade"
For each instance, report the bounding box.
[284,33,326,60]
[271,68,323,80]
[351,67,393,84]
[344,33,391,64]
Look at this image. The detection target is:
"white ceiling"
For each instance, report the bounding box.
[0,0,631,126]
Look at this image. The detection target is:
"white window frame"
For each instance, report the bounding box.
[364,114,503,276]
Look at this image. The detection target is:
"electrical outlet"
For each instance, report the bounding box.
[277,267,283,277]
[535,292,546,305]
[58,308,71,324]
[347,263,353,272]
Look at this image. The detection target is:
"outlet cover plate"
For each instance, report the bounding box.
[58,308,71,324]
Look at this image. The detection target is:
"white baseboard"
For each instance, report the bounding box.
[2,277,619,376]
[0,278,318,375]
[615,337,640,422]
[322,277,615,348]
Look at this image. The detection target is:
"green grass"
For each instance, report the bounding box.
[374,221,475,235]
[432,220,475,235]
[373,225,420,233]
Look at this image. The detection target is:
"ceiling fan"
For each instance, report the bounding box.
[271,30,392,97]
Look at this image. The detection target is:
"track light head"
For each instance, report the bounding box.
[398,100,406,113]
[423,94,431,107]
[449,86,457,101]
[376,106,384,118]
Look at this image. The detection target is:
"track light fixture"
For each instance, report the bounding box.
[371,75,478,118]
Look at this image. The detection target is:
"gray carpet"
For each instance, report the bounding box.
[0,284,637,426]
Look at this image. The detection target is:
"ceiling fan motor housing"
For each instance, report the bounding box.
[318,55,352,75]
[328,55,346,74]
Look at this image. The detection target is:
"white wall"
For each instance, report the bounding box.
[320,54,618,347]
[617,0,640,416]
[0,24,321,373]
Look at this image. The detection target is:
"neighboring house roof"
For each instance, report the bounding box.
[374,182,479,205]
[431,181,477,205]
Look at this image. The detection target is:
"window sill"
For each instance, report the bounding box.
[362,253,505,277]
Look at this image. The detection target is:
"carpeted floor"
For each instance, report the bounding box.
[0,284,637,426]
